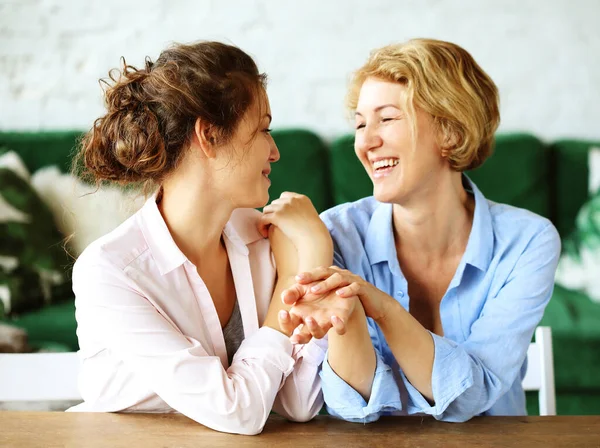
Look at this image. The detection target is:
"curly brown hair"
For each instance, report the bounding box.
[75,41,267,186]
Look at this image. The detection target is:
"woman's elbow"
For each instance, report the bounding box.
[186,407,269,436]
[200,417,267,436]
[231,422,266,436]
[433,410,474,423]
[285,406,321,423]
[274,397,323,423]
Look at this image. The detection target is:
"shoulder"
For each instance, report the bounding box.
[228,208,265,246]
[74,211,148,278]
[489,201,560,255]
[320,196,380,235]
[484,201,561,288]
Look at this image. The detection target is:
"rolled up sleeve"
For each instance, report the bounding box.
[320,348,402,422]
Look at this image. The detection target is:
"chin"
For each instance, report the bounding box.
[246,190,270,209]
[233,182,270,209]
[372,185,399,204]
[256,194,269,208]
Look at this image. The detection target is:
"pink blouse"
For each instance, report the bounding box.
[67,196,326,435]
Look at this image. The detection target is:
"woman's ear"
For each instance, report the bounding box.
[193,117,217,159]
[437,120,459,158]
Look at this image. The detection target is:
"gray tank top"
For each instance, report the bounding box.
[222,300,245,366]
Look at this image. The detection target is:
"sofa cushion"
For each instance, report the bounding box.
[468,133,550,219]
[551,140,600,237]
[1,300,78,351]
[527,391,600,416]
[328,133,551,219]
[270,129,333,213]
[328,134,371,205]
[541,284,600,390]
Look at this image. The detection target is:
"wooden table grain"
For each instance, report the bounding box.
[0,412,599,448]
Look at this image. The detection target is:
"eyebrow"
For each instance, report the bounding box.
[355,104,401,117]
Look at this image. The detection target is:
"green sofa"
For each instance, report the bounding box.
[1,130,599,416]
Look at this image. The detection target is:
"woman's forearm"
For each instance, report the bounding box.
[375,297,435,401]
[263,236,333,332]
[297,235,333,272]
[327,304,376,401]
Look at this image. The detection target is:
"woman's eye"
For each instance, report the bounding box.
[382,118,394,123]
[355,123,366,130]
[264,128,272,133]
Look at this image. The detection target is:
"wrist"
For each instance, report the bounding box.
[328,300,366,339]
[373,295,399,328]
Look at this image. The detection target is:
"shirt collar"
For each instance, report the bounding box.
[462,176,494,272]
[363,176,494,273]
[224,208,267,256]
[139,193,187,275]
[139,195,265,276]
[365,201,396,266]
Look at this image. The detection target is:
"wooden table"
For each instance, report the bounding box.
[1,412,599,448]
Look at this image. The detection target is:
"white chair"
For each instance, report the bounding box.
[0,352,81,403]
[522,326,556,416]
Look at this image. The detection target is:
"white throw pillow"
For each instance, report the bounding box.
[31,167,146,257]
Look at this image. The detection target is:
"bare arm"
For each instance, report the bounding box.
[375,298,435,400]
[326,303,376,401]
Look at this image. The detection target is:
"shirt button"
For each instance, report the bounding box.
[397,291,404,298]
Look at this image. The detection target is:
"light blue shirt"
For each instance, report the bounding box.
[318,178,561,422]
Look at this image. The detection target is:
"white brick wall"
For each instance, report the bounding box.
[1,0,599,140]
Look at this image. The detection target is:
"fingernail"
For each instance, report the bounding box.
[336,288,345,295]
[306,317,314,325]
[311,285,322,293]
[279,310,288,320]
[295,274,306,281]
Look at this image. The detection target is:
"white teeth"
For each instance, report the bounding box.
[372,158,399,170]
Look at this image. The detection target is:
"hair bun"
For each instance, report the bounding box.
[112,104,166,179]
[79,60,167,184]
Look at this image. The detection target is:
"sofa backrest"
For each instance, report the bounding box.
[0,131,80,174]
[1,130,597,238]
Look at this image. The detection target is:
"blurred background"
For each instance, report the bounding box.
[1,0,599,139]
[1,0,599,416]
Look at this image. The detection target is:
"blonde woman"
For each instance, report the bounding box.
[276,39,560,422]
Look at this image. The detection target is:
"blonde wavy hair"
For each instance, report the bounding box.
[347,38,500,171]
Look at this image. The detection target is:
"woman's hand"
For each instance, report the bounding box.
[284,266,395,323]
[278,284,360,344]
[259,193,333,271]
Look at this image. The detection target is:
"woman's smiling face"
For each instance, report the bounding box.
[353,77,447,205]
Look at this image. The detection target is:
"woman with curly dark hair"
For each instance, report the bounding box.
[67,41,335,435]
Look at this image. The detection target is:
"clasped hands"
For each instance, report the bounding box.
[277,266,368,344]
